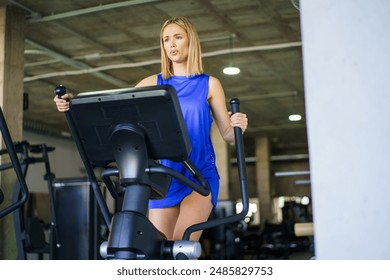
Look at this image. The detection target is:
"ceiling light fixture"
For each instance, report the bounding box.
[289,114,302,121]
[223,34,240,75]
[223,66,240,75]
[288,92,302,122]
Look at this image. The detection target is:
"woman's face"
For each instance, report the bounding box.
[162,23,189,64]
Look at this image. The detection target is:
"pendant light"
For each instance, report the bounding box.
[288,93,302,121]
[223,34,240,75]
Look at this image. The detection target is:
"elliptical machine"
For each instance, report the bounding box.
[0,108,29,220]
[55,84,249,260]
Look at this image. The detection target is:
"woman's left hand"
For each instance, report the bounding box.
[229,112,248,133]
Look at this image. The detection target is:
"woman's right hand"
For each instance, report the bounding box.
[53,93,74,112]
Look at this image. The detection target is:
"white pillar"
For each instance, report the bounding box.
[300,0,390,259]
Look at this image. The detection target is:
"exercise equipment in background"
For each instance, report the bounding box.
[0,140,58,259]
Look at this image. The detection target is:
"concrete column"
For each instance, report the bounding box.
[301,0,390,259]
[0,5,25,259]
[211,122,229,200]
[255,136,274,225]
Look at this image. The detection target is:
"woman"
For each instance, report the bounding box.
[54,16,248,242]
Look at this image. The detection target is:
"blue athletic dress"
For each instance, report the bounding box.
[148,73,220,209]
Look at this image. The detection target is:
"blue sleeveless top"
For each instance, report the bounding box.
[149,73,220,208]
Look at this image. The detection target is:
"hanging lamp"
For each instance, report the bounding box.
[223,34,240,75]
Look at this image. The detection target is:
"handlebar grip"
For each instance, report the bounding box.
[230,98,242,135]
[230,97,247,187]
[230,98,240,114]
[54,85,67,97]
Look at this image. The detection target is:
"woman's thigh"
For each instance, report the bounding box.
[173,191,213,241]
[148,206,179,240]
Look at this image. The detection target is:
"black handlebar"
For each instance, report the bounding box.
[0,108,29,219]
[54,85,113,229]
[0,189,4,205]
[230,98,247,184]
[147,159,210,196]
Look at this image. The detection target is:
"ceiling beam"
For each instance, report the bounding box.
[27,0,161,23]
[24,41,301,82]
[25,39,129,87]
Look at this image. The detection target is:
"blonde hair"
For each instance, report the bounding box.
[160,16,203,79]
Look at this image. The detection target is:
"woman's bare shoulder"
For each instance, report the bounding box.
[208,75,223,89]
[135,74,158,87]
[208,75,224,99]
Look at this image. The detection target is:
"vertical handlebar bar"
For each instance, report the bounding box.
[54,85,112,230]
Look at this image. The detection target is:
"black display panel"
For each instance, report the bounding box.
[69,85,191,166]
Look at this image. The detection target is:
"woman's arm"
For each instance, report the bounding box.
[208,76,248,144]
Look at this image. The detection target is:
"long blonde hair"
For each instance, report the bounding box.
[160,16,204,79]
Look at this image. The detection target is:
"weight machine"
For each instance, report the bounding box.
[55,84,249,260]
